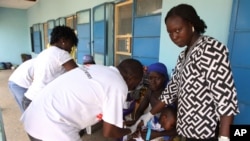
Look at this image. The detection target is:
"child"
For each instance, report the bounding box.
[126,106,178,141]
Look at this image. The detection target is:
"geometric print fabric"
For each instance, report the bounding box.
[160,36,239,139]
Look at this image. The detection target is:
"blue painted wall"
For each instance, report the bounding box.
[0,8,29,65]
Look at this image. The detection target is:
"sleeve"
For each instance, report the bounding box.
[102,83,127,128]
[57,49,73,65]
[160,53,183,105]
[200,38,239,116]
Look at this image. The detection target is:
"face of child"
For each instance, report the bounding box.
[148,72,165,91]
[159,114,176,131]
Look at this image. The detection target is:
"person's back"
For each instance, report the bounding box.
[21,58,144,141]
[23,25,79,110]
[8,58,35,112]
[9,59,34,88]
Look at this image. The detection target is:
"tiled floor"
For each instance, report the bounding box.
[0,70,115,141]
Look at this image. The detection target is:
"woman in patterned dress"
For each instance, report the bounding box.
[129,4,239,141]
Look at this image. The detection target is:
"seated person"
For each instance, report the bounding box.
[126,62,169,123]
[124,62,172,140]
[126,106,179,141]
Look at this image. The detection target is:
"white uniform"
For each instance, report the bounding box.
[21,66,128,141]
[8,59,34,88]
[24,46,73,100]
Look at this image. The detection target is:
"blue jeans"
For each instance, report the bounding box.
[8,81,27,113]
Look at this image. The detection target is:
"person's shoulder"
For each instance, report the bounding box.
[202,35,224,44]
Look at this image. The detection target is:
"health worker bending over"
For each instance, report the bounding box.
[21,58,143,141]
[22,25,78,110]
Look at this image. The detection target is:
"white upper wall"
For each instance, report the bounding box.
[27,0,114,26]
[26,0,233,72]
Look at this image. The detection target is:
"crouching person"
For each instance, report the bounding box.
[20,58,144,141]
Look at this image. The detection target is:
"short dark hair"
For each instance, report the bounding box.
[164,4,207,34]
[160,105,177,120]
[50,25,78,46]
[117,58,143,80]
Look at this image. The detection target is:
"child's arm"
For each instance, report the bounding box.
[140,128,178,140]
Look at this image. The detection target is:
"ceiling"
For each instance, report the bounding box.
[0,0,38,9]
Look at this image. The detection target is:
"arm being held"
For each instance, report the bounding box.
[102,121,131,138]
[131,101,166,129]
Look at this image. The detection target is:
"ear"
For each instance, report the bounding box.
[188,22,194,32]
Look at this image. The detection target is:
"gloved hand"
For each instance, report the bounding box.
[127,112,154,134]
[139,112,153,126]
[127,124,137,134]
[218,136,230,141]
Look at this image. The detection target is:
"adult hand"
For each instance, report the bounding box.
[139,112,153,126]
[127,123,137,134]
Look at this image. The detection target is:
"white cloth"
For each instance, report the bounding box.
[21,66,128,141]
[24,46,73,100]
[8,59,34,88]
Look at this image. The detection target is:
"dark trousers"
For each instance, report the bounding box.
[22,96,32,110]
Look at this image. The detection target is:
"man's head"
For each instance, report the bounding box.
[117,59,143,91]
[83,55,95,65]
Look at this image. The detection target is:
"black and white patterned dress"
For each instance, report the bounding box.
[160,35,239,139]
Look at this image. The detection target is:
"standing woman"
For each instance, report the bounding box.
[22,25,78,110]
[131,4,239,141]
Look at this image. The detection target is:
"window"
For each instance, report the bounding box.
[114,0,133,65]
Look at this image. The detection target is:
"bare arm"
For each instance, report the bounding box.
[150,101,165,115]
[103,121,131,138]
[135,91,150,120]
[141,128,177,140]
[219,115,234,137]
[62,59,78,71]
